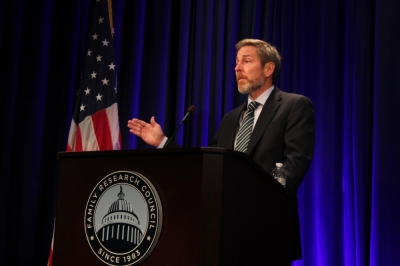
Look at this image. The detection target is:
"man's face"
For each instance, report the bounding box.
[235,46,266,95]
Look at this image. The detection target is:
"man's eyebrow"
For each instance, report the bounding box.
[238,54,253,59]
[236,54,254,62]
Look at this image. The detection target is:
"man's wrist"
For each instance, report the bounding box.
[157,137,168,148]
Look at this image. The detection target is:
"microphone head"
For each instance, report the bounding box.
[187,105,196,114]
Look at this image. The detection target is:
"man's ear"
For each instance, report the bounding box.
[264,62,275,78]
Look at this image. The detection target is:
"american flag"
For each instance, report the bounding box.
[48,0,120,265]
[66,0,121,151]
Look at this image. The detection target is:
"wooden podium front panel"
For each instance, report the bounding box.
[53,148,300,265]
[54,150,207,265]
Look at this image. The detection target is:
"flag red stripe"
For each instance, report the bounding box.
[75,125,83,151]
[91,109,113,150]
[47,248,53,266]
[66,144,72,152]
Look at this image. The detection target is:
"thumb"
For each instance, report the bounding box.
[150,116,158,126]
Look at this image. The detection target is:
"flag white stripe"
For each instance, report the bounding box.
[67,119,77,151]
[79,115,99,151]
[106,103,121,150]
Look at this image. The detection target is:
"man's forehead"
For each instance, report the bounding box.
[236,46,258,58]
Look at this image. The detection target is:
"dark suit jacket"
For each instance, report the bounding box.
[209,87,315,194]
[166,87,313,260]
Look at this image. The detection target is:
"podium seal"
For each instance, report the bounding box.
[84,170,163,265]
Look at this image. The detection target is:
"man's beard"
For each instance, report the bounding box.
[237,75,266,95]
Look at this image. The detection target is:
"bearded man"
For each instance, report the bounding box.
[128,39,315,195]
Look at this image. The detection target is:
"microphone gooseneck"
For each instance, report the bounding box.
[163,105,196,148]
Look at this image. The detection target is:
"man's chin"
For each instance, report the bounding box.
[238,86,256,95]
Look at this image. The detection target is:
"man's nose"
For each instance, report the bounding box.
[235,62,242,72]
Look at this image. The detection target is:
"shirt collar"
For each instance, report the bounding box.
[247,85,274,106]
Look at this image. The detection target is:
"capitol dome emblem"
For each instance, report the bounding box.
[84,171,162,265]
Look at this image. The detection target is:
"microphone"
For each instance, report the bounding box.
[163,105,196,148]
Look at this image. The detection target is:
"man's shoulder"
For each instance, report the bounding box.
[274,88,313,104]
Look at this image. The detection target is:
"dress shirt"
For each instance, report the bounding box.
[234,86,274,149]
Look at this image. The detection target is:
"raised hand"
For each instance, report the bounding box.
[127,116,165,147]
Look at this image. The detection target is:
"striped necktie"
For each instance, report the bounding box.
[235,101,260,152]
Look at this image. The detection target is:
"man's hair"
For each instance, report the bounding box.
[235,39,281,84]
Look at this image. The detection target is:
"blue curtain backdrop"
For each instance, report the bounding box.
[1,0,399,265]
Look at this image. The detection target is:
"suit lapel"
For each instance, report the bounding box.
[246,88,282,155]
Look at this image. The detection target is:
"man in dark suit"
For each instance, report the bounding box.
[128,39,315,195]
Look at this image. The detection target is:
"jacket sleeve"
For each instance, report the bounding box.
[282,95,315,193]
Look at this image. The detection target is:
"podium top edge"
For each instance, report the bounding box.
[57,147,296,198]
[57,147,244,159]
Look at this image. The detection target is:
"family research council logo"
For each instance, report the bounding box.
[84,171,163,265]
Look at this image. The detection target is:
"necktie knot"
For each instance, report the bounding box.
[234,101,260,153]
[247,101,260,113]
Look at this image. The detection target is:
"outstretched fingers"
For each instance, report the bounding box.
[127,119,147,136]
[127,117,165,147]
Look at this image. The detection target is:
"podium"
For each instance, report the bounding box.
[53,148,301,265]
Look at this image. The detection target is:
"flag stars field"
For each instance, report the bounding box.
[101,77,109,85]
